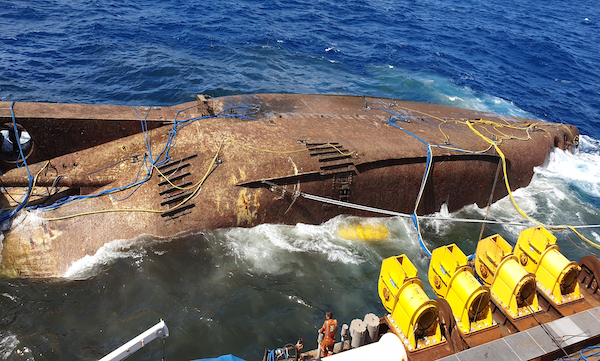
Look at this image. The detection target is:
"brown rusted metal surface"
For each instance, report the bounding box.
[489,298,562,334]
[0,174,116,188]
[0,94,579,278]
[437,298,467,352]
[536,287,600,318]
[0,100,205,170]
[456,325,505,350]
[380,314,456,361]
[579,256,600,302]
[406,338,455,361]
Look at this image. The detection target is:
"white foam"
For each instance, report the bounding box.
[0,332,19,359]
[216,219,366,275]
[427,203,453,236]
[371,217,424,260]
[535,143,600,202]
[288,295,312,308]
[468,180,562,238]
[1,293,17,302]
[63,234,161,280]
[537,148,600,183]
[495,187,538,217]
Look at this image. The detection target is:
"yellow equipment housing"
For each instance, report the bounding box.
[379,254,442,351]
[475,234,539,319]
[514,227,581,305]
[429,244,494,334]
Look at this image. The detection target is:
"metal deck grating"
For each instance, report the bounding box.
[436,306,600,361]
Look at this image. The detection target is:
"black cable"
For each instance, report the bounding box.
[525,302,569,359]
[0,179,17,203]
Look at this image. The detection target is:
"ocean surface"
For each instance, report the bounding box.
[1,0,600,360]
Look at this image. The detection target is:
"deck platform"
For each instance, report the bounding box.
[437,306,600,361]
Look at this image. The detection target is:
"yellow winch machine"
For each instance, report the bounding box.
[378,227,581,353]
[513,227,581,305]
[378,254,443,351]
[428,244,494,334]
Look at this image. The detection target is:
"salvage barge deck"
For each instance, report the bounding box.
[268,240,600,361]
[439,306,600,361]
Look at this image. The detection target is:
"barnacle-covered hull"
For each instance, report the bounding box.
[0,94,579,277]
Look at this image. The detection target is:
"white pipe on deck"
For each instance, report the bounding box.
[99,320,169,361]
[325,333,407,361]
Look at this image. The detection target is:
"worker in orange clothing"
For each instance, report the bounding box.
[319,311,338,357]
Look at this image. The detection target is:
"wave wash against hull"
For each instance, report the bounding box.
[0,93,579,278]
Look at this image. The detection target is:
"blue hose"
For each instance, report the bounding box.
[0,102,34,224]
[28,103,266,213]
[388,118,433,257]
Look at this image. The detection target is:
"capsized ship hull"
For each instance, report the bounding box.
[0,94,579,277]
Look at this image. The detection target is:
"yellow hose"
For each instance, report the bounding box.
[465,120,544,227]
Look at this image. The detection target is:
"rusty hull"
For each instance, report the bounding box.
[0,94,578,278]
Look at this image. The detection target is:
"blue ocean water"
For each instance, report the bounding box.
[2,0,599,135]
[1,0,600,360]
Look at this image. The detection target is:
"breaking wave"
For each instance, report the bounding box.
[535,135,600,207]
[205,216,413,275]
[63,234,164,280]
